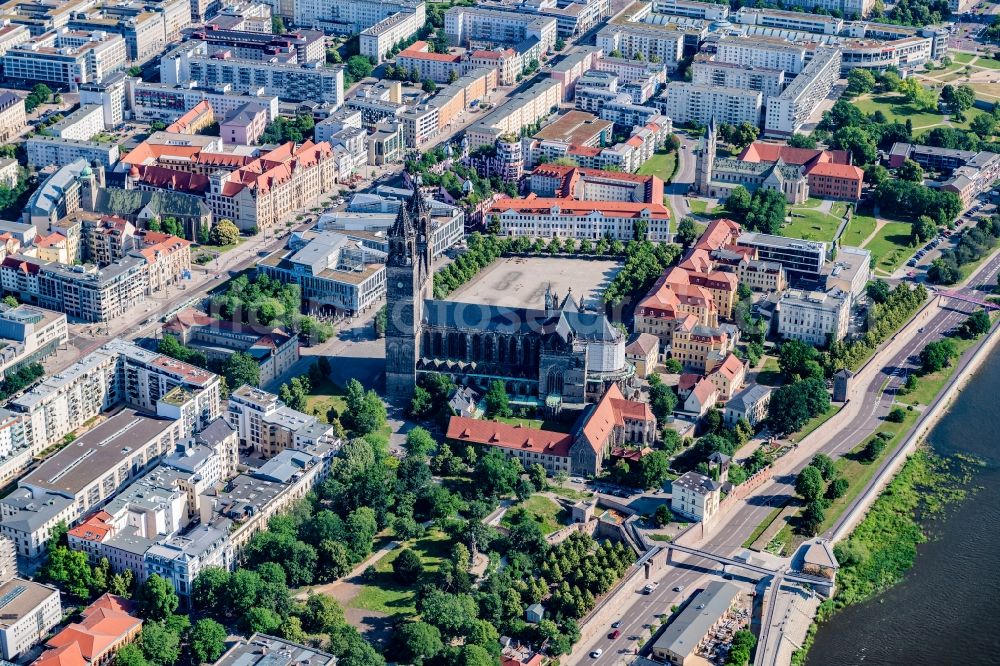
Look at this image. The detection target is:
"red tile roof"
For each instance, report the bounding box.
[40,595,142,666]
[219,141,333,197]
[694,218,742,252]
[712,353,744,381]
[446,417,572,457]
[399,40,461,62]
[738,142,851,167]
[580,384,654,455]
[488,196,669,219]
[806,162,864,180]
[690,378,718,406]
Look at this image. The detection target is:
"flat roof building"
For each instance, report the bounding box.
[651,581,743,664]
[736,232,826,277]
[212,634,337,666]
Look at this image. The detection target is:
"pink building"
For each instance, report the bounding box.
[220,102,269,146]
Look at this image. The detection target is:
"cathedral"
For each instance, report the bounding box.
[384,185,633,408]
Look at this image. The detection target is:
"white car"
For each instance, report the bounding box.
[590,649,603,658]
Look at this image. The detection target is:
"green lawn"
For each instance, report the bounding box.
[349,530,454,616]
[741,503,789,549]
[782,209,842,243]
[493,416,572,432]
[689,199,712,215]
[303,378,348,422]
[502,494,568,535]
[756,356,783,387]
[853,93,948,129]
[637,150,678,182]
[196,237,246,253]
[841,214,877,248]
[794,198,824,209]
[971,55,1000,70]
[898,334,981,407]
[549,484,594,501]
[864,221,915,273]
[954,52,976,64]
[830,202,851,219]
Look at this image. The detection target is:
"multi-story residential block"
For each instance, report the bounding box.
[715,35,807,74]
[293,0,420,34]
[25,135,120,169]
[2,29,127,88]
[126,79,280,124]
[164,308,299,387]
[361,3,427,64]
[160,40,346,104]
[690,56,785,99]
[5,339,220,458]
[596,20,685,71]
[0,158,18,190]
[671,471,721,521]
[724,384,772,427]
[444,6,557,53]
[427,66,497,131]
[737,231,826,277]
[528,164,664,203]
[206,141,336,231]
[0,92,26,144]
[487,194,671,241]
[661,81,762,126]
[397,40,462,83]
[732,7,843,34]
[188,27,325,63]
[764,48,841,138]
[399,104,440,149]
[465,77,562,149]
[258,230,386,315]
[0,24,30,58]
[600,99,661,128]
[79,71,128,129]
[368,121,404,165]
[48,104,106,141]
[219,102,269,145]
[652,0,729,20]
[0,305,68,380]
[0,537,61,662]
[0,409,190,560]
[203,1,272,31]
[888,142,1000,209]
[593,54,668,87]
[777,287,850,345]
[465,47,519,86]
[548,47,599,101]
[520,0,611,37]
[707,352,745,401]
[227,385,338,458]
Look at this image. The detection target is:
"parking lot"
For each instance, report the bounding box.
[446,256,623,311]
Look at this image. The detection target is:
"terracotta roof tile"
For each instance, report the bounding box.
[446,417,572,456]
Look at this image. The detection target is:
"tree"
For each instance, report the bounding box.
[941,84,975,116]
[138,623,180,666]
[189,619,227,664]
[474,449,521,497]
[831,126,878,166]
[847,68,876,94]
[271,16,286,33]
[2,295,17,307]
[484,379,511,418]
[393,548,423,584]
[725,187,752,220]
[457,645,494,666]
[768,378,830,435]
[787,134,817,149]
[209,219,240,246]
[302,593,346,634]
[346,55,374,83]
[677,217,699,248]
[795,466,824,502]
[778,339,823,382]
[639,450,671,489]
[223,351,260,389]
[419,590,478,639]
[393,622,443,665]
[192,568,229,614]
[115,643,149,666]
[800,499,826,536]
[654,504,673,526]
[421,78,437,93]
[137,575,178,621]
[886,407,906,423]
[919,338,957,373]
[866,279,891,304]
[959,309,991,338]
[898,158,924,182]
[827,477,849,500]
[809,454,836,481]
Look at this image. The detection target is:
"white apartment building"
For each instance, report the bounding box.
[397,41,462,83]
[466,77,562,149]
[444,6,557,53]
[671,471,721,522]
[7,339,221,458]
[487,197,672,241]
[715,35,807,75]
[593,55,667,86]
[840,35,932,73]
[777,288,850,346]
[653,0,729,20]
[360,4,426,64]
[765,47,841,138]
[48,105,105,142]
[595,22,684,70]
[662,82,762,126]
[293,0,421,34]
[0,305,68,382]
[732,7,844,34]
[160,40,345,104]
[2,30,127,88]
[25,136,120,169]
[0,92,26,145]
[80,72,128,129]
[126,80,280,123]
[690,57,786,99]
[0,576,62,661]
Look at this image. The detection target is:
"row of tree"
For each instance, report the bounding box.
[928,216,1000,284]
[794,454,850,536]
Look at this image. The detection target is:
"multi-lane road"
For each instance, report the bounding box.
[576,241,1000,665]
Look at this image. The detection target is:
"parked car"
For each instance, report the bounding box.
[611,621,622,629]
[590,649,603,658]
[609,630,621,639]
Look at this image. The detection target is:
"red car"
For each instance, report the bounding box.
[609,630,621,639]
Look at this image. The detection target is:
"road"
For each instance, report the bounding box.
[666,133,696,220]
[575,244,1000,665]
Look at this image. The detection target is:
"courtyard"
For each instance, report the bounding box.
[446,256,624,311]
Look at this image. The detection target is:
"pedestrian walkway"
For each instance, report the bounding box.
[749,503,797,552]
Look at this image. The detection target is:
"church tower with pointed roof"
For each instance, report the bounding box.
[386,177,433,399]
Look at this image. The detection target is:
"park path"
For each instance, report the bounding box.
[293,539,400,602]
[858,216,889,248]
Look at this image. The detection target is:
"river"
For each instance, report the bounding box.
[808,354,1000,665]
